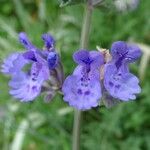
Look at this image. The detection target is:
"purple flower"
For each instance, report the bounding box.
[104,41,141,101]
[1,32,62,102]
[62,50,104,110]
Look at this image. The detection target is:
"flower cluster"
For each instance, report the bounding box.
[1,33,142,110]
[62,41,142,110]
[1,33,64,102]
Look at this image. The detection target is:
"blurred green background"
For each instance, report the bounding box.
[0,0,150,150]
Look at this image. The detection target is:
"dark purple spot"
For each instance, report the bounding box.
[32,77,37,81]
[115,84,120,89]
[80,78,84,81]
[81,83,84,86]
[32,86,36,89]
[115,51,128,69]
[77,89,82,95]
[23,51,37,62]
[84,91,90,95]
[32,86,38,92]
[81,82,88,87]
[82,57,93,65]
[116,51,120,55]
[109,82,114,87]
[84,83,88,87]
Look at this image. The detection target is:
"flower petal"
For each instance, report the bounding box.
[111,41,127,58]
[126,44,142,62]
[19,32,36,50]
[9,72,41,101]
[73,49,104,67]
[1,53,19,74]
[73,49,90,65]
[62,75,101,110]
[1,53,29,75]
[111,41,142,63]
[104,63,141,101]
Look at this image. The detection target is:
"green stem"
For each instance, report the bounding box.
[72,1,93,150]
[72,110,82,150]
[80,0,93,49]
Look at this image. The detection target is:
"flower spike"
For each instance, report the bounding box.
[1,32,63,102]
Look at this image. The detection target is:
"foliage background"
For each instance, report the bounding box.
[0,0,150,150]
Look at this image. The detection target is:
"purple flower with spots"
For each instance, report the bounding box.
[62,50,104,110]
[1,32,63,102]
[104,41,142,101]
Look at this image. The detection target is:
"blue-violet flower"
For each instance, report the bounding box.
[62,50,104,110]
[1,32,62,102]
[104,41,142,101]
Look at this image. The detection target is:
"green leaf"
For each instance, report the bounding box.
[59,0,86,7]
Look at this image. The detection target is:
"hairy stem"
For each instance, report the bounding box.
[72,1,93,150]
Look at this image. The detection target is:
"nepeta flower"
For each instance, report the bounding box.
[1,32,63,102]
[62,50,104,110]
[104,41,142,101]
